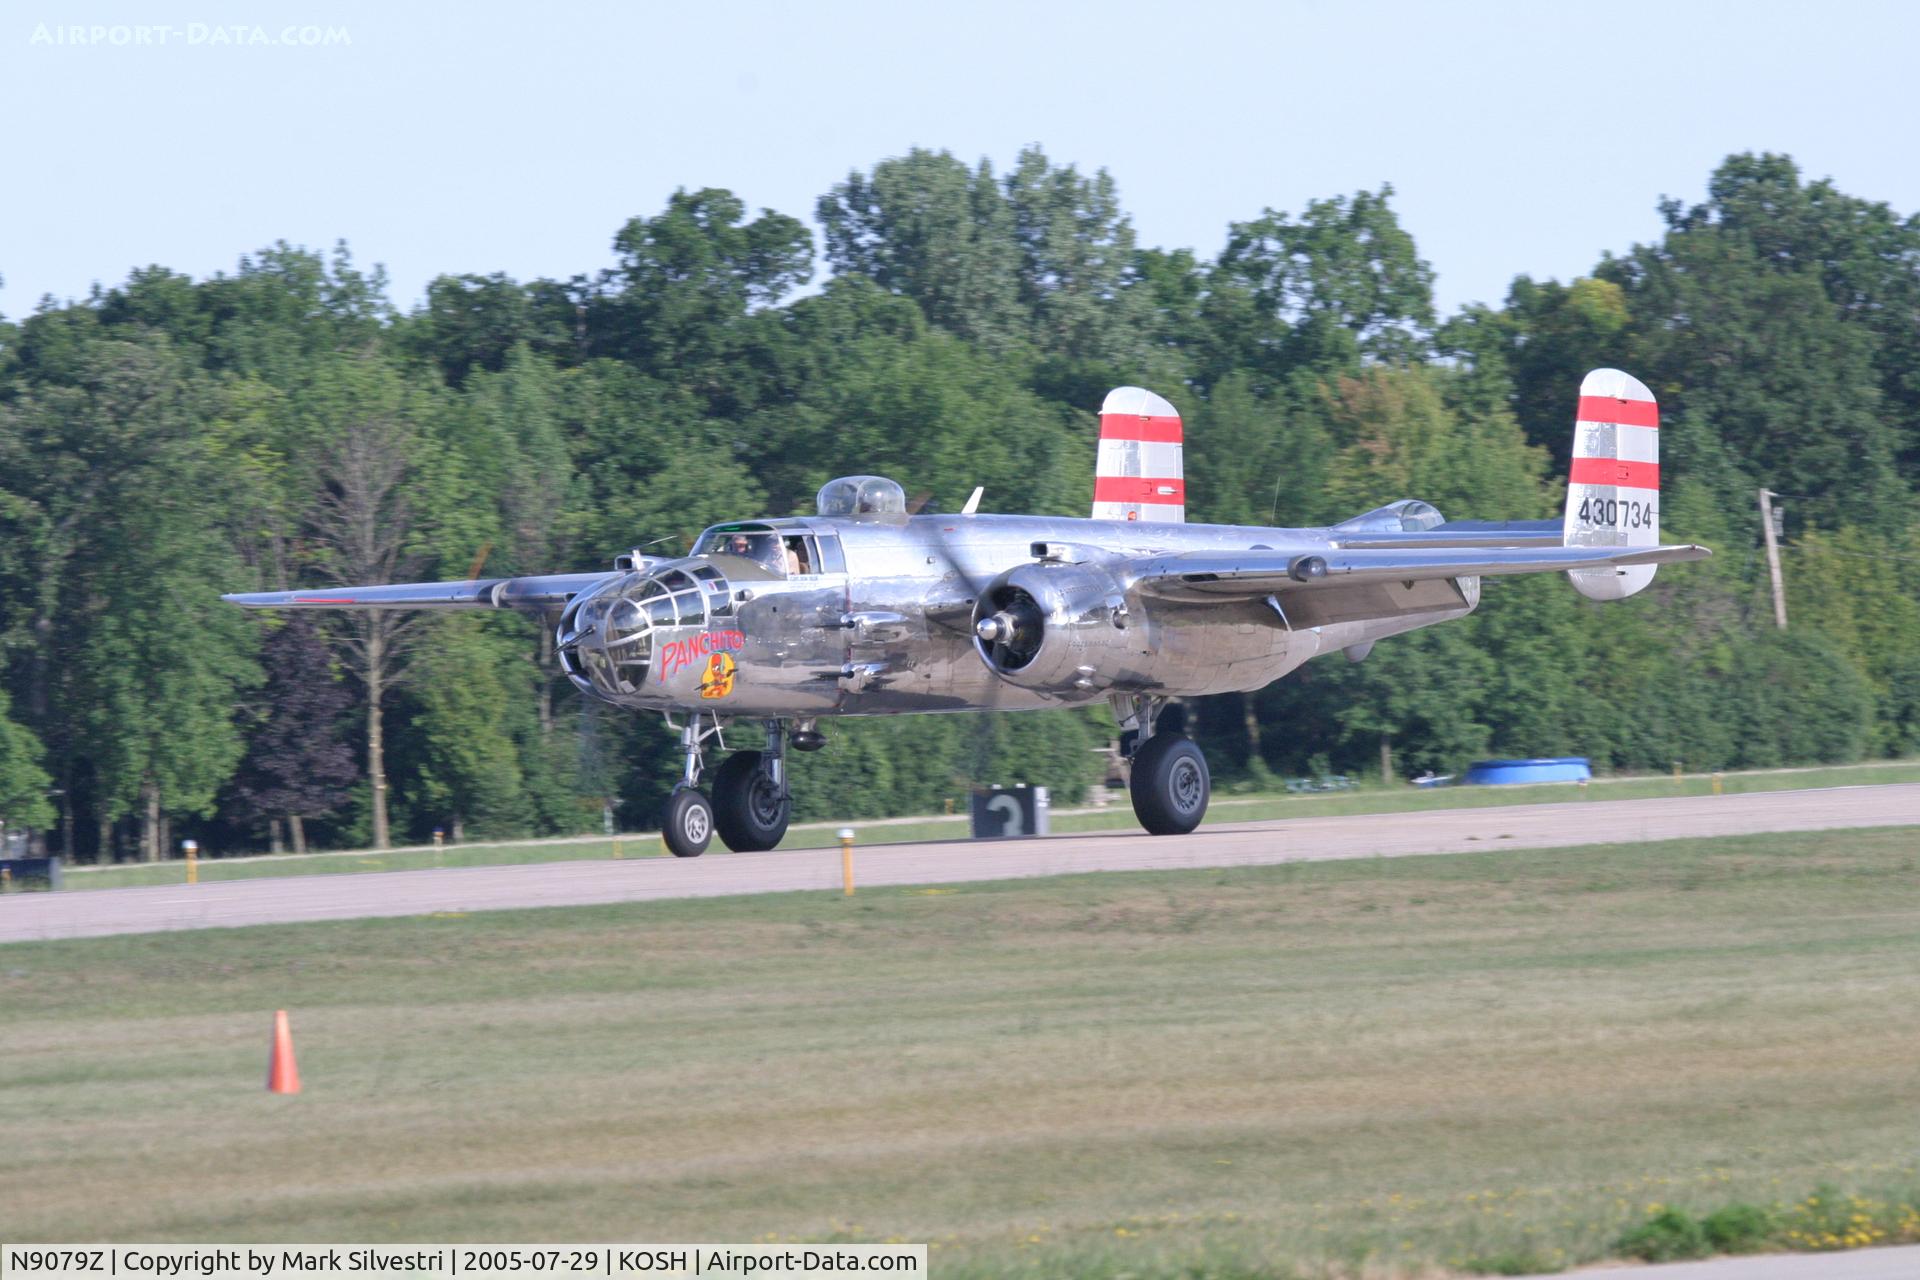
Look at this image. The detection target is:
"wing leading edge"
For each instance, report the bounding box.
[222,572,617,611]
[1129,543,1710,602]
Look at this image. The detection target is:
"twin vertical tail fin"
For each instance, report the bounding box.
[1092,387,1185,523]
[1564,368,1660,600]
[1088,375,1664,596]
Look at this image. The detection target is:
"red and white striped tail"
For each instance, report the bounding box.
[1092,386,1184,524]
[1564,368,1659,601]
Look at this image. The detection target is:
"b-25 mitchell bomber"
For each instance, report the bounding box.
[227,369,1707,856]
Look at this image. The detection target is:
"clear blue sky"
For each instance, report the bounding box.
[4,0,1916,322]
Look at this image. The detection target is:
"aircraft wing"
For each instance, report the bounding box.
[222,572,617,611]
[1128,543,1711,602]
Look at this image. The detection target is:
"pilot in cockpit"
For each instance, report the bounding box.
[722,532,782,573]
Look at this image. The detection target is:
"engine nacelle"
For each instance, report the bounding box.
[971,561,1138,695]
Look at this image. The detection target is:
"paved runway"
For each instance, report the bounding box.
[1518,1243,1920,1278]
[3,784,1915,943]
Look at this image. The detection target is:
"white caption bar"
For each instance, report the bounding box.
[1,1246,926,1280]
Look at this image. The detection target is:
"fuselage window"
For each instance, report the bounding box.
[783,534,816,576]
[814,534,846,574]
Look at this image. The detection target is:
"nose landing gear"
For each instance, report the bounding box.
[660,715,794,857]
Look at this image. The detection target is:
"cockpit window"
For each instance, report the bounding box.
[695,527,784,573]
[692,523,847,579]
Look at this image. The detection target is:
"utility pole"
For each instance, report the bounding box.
[1757,488,1788,630]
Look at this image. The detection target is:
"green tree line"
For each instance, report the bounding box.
[2,148,1916,859]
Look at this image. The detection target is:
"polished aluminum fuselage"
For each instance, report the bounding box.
[593,513,1476,718]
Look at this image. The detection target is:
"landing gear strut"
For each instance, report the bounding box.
[661,715,795,856]
[662,713,726,857]
[1114,695,1210,835]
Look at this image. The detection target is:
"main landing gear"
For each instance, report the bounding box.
[661,715,796,857]
[1114,695,1210,835]
[661,701,1211,854]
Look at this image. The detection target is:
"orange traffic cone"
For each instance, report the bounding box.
[267,1009,301,1094]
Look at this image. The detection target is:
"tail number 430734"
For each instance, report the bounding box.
[1577,496,1656,530]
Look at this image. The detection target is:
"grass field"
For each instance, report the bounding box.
[55,757,1920,891]
[6,826,1920,1277]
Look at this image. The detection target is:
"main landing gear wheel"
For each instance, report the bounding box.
[662,788,714,857]
[712,750,792,852]
[1129,734,1211,835]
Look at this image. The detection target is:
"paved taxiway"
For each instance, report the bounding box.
[1517,1242,1920,1278]
[4,784,1915,943]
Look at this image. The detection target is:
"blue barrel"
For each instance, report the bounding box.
[1462,757,1591,785]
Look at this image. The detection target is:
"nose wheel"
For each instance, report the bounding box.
[662,788,714,857]
[660,711,727,857]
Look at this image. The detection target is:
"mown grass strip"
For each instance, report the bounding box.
[4,826,1919,1277]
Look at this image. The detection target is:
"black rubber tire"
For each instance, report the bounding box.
[1129,734,1211,835]
[662,788,714,857]
[711,751,792,852]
